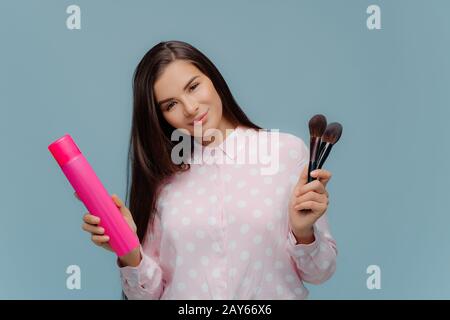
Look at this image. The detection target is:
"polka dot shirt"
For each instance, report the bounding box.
[119,126,337,299]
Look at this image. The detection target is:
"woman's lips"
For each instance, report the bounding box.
[190,111,208,125]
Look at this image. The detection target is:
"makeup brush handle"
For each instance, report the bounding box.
[317,141,326,165]
[307,160,317,183]
[317,145,333,169]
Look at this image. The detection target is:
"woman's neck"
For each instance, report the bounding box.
[196,118,237,148]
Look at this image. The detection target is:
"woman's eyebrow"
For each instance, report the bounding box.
[157,75,200,106]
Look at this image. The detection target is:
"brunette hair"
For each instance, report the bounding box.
[125,40,262,245]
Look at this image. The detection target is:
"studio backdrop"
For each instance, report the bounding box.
[1,0,449,299]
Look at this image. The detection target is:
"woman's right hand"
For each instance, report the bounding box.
[75,192,141,267]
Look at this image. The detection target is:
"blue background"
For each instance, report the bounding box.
[1,0,449,299]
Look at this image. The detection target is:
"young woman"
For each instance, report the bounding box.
[78,40,337,299]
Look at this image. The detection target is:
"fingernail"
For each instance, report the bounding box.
[99,227,104,234]
[310,170,317,177]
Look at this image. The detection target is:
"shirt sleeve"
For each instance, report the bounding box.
[117,214,164,299]
[284,134,338,284]
[286,215,337,284]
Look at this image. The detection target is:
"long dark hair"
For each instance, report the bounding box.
[125,40,262,246]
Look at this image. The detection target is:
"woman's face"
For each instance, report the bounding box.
[154,60,225,138]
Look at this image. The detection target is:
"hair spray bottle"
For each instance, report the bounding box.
[48,134,140,257]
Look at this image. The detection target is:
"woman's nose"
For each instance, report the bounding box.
[183,98,198,116]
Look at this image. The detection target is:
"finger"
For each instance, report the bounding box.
[112,194,132,219]
[91,235,110,245]
[294,164,309,196]
[83,213,100,225]
[310,169,332,186]
[295,197,328,210]
[298,180,326,196]
[295,192,327,207]
[82,223,105,235]
[112,194,123,208]
[296,201,327,212]
[294,191,321,206]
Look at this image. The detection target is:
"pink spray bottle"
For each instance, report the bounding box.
[48,134,140,257]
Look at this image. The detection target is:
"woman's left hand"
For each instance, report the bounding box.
[288,165,332,243]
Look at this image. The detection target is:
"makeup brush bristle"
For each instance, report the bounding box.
[322,122,343,145]
[308,114,327,137]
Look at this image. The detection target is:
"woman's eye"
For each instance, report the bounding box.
[166,101,176,110]
[189,83,199,92]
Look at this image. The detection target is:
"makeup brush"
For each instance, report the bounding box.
[307,114,327,183]
[316,122,343,170]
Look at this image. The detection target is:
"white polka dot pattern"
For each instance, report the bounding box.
[119,126,336,300]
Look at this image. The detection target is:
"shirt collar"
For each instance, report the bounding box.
[191,125,247,162]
